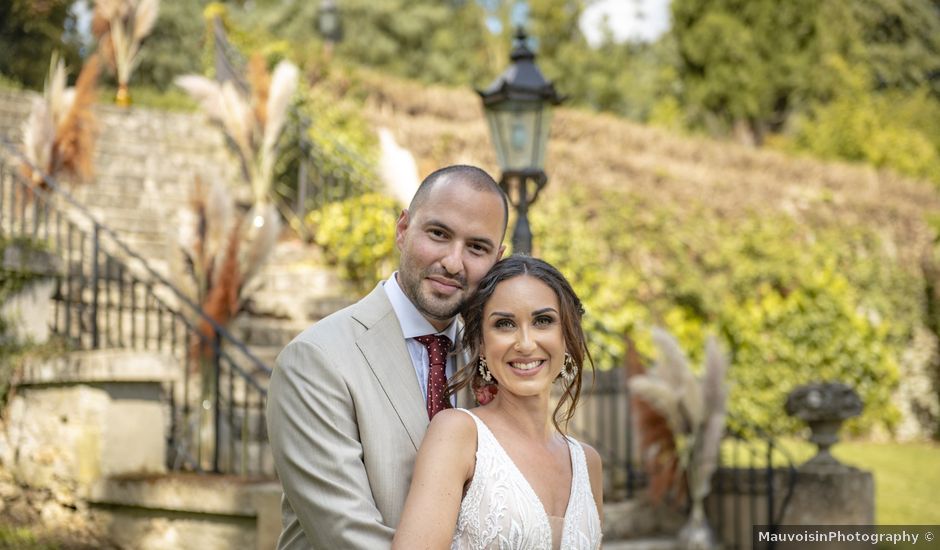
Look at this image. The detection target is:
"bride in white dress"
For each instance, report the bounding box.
[393,256,603,550]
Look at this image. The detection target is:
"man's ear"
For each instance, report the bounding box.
[395,209,409,250]
[496,243,506,261]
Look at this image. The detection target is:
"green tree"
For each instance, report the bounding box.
[0,0,82,89]
[852,0,940,96]
[132,0,207,90]
[244,0,493,86]
[671,0,848,144]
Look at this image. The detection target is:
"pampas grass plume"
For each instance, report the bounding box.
[133,0,160,43]
[247,54,270,128]
[238,203,280,286]
[262,60,298,155]
[54,55,100,183]
[629,375,683,436]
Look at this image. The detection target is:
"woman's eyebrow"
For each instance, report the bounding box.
[488,311,515,318]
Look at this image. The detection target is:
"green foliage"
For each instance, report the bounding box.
[233,0,494,86]
[0,234,55,412]
[273,86,380,219]
[669,0,940,168]
[337,0,493,85]
[532,188,915,436]
[306,193,400,293]
[302,87,379,174]
[0,526,53,550]
[852,0,940,97]
[0,0,82,90]
[670,0,850,141]
[786,57,940,182]
[98,85,198,111]
[0,73,24,91]
[132,0,208,90]
[0,235,49,306]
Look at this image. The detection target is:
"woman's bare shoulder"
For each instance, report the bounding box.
[424,408,478,447]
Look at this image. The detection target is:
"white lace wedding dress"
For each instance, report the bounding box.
[450,409,602,550]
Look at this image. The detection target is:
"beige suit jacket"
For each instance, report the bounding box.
[267,283,470,549]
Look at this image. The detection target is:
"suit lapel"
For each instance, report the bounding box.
[353,286,429,450]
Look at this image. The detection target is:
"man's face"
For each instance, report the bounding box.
[396,180,506,330]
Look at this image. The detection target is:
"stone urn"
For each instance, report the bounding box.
[785,382,862,472]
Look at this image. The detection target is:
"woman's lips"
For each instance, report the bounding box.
[507,359,546,377]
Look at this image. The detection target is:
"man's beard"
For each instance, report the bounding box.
[401,267,467,323]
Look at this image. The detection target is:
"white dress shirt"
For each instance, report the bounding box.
[383,272,459,406]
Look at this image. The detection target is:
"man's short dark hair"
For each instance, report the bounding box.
[408,165,509,238]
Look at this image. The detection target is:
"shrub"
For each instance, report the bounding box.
[307,193,399,293]
[531,188,914,435]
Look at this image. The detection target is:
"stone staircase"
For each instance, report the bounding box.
[0,88,352,359]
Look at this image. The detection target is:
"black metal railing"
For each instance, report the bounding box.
[568,341,797,550]
[0,140,273,478]
[210,14,376,238]
[706,430,798,550]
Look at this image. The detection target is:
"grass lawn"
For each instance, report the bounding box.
[762,438,940,525]
[832,441,940,525]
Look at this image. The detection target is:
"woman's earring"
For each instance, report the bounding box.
[478,356,493,383]
[559,352,577,385]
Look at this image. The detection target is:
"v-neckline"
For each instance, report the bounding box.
[466,410,577,542]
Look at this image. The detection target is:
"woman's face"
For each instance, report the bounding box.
[480,275,566,397]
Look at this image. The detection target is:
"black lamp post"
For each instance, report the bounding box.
[317,0,343,55]
[478,27,563,255]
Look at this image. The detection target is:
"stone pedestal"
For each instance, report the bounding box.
[781,468,875,525]
[0,242,61,345]
[3,350,177,496]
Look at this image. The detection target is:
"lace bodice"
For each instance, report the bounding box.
[450,409,602,550]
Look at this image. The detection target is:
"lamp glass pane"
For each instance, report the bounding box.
[485,99,544,172]
[319,13,339,37]
[533,107,552,169]
[484,109,510,171]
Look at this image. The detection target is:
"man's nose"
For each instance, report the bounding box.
[440,244,463,276]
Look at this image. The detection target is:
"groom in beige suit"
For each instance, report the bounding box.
[267,165,508,549]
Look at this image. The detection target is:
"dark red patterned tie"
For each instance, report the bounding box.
[415,334,452,419]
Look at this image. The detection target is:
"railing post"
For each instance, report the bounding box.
[767,442,775,535]
[296,116,310,217]
[212,332,223,474]
[91,224,101,348]
[0,162,6,231]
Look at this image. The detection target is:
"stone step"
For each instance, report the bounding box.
[246,345,282,368]
[89,474,281,550]
[602,537,677,550]
[231,317,308,349]
[603,499,685,541]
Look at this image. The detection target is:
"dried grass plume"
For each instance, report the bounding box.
[21,54,100,187]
